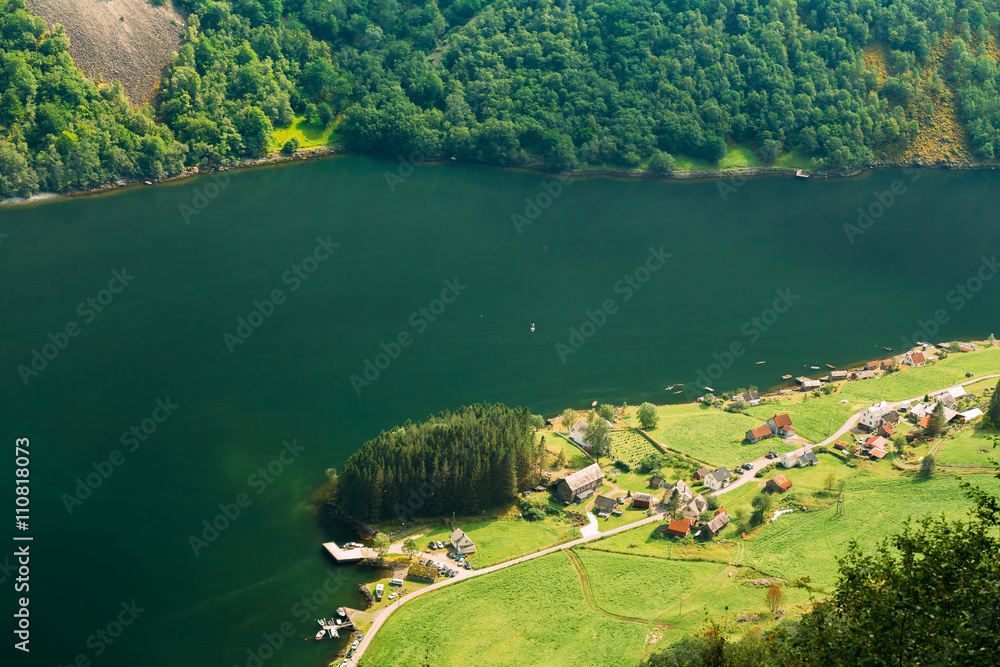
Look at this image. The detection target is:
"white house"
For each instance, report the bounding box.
[859,401,900,430]
[569,421,589,446]
[905,351,927,366]
[704,468,731,491]
[780,452,799,468]
[680,494,708,521]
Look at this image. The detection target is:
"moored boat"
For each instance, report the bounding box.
[826,364,836,369]
[781,374,792,379]
[315,629,325,640]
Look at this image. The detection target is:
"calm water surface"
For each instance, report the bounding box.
[1,157,999,666]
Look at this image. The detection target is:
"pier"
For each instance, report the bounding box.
[323,541,376,563]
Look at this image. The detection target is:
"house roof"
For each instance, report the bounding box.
[802,379,821,388]
[959,408,984,421]
[770,413,793,429]
[868,447,887,459]
[706,512,730,533]
[878,424,895,436]
[560,463,604,492]
[663,480,692,499]
[833,440,849,450]
[749,424,772,439]
[799,451,819,465]
[908,352,926,364]
[737,391,761,403]
[450,528,475,549]
[917,416,930,428]
[864,435,888,448]
[708,468,731,482]
[665,519,692,536]
[682,494,707,514]
[865,360,880,369]
[632,492,654,503]
[594,494,617,511]
[695,467,710,477]
[769,474,793,490]
[854,370,877,379]
[649,475,666,488]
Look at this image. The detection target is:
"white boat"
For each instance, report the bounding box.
[530,323,535,333]
[703,386,714,392]
[328,627,339,638]
[337,607,346,618]
[314,629,325,640]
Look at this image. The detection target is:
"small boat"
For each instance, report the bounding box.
[781,374,792,380]
[703,386,714,392]
[810,366,820,370]
[337,607,346,618]
[328,627,339,638]
[884,347,893,351]
[826,364,836,369]
[756,360,766,364]
[665,385,674,390]
[314,630,325,640]
[673,390,682,394]
[530,323,535,333]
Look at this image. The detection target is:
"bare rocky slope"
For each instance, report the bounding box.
[24,0,185,107]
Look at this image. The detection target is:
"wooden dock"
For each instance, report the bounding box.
[323,541,376,563]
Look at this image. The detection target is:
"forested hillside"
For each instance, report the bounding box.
[335,403,541,522]
[8,0,1000,197]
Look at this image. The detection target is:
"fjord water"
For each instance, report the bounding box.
[2,157,999,666]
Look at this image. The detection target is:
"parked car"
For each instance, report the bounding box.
[766,451,778,459]
[418,558,425,565]
[733,468,744,475]
[463,562,472,570]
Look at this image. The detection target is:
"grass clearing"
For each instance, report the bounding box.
[271,115,338,152]
[610,430,661,463]
[362,552,648,667]
[545,432,594,470]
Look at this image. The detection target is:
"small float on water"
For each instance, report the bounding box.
[530,323,535,333]
[781,374,792,380]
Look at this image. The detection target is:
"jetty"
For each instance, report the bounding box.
[323,541,377,563]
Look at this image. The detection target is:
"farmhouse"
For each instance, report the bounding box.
[850,370,878,380]
[859,401,900,431]
[767,413,795,437]
[799,451,819,466]
[746,424,772,443]
[801,379,821,391]
[631,492,655,509]
[766,474,793,493]
[662,479,693,503]
[556,463,604,502]
[692,467,711,481]
[569,421,589,447]
[660,518,694,537]
[826,370,849,381]
[905,351,927,366]
[868,447,887,460]
[702,511,730,538]
[680,494,708,521]
[958,408,984,423]
[735,390,761,405]
[648,475,667,489]
[593,495,617,515]
[864,360,880,371]
[704,468,731,491]
[450,528,477,555]
[878,423,896,437]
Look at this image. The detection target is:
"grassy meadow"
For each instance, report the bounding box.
[271,115,339,152]
[416,516,577,568]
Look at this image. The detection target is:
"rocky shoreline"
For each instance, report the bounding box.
[7,149,1000,207]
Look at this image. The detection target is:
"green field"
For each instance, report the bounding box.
[573,548,724,619]
[610,430,661,463]
[622,402,797,467]
[361,552,648,667]
[935,428,998,467]
[546,432,595,470]
[271,115,338,152]
[415,517,577,568]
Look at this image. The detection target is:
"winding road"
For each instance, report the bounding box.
[343,373,998,664]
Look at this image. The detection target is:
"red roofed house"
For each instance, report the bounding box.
[868,447,888,460]
[833,440,850,453]
[878,423,895,437]
[865,360,880,371]
[766,474,793,493]
[905,351,927,367]
[664,519,693,537]
[767,413,795,437]
[745,424,773,444]
[864,435,889,450]
[917,415,930,428]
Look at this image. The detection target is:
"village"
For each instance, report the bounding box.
[323,341,1000,666]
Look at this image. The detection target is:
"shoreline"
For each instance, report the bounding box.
[5,149,1000,208]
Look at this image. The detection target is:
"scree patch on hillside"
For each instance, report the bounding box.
[24,0,185,107]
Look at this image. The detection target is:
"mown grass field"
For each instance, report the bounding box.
[361,552,648,667]
[417,517,577,568]
[573,548,724,620]
[935,427,998,467]
[610,429,661,463]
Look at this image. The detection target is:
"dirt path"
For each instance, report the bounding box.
[24,0,185,106]
[564,549,648,624]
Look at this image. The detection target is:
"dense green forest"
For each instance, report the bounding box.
[9,0,1000,197]
[335,403,541,522]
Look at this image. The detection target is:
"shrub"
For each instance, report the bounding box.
[282,137,300,154]
[614,459,631,472]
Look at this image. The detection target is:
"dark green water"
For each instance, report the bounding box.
[1,157,999,666]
